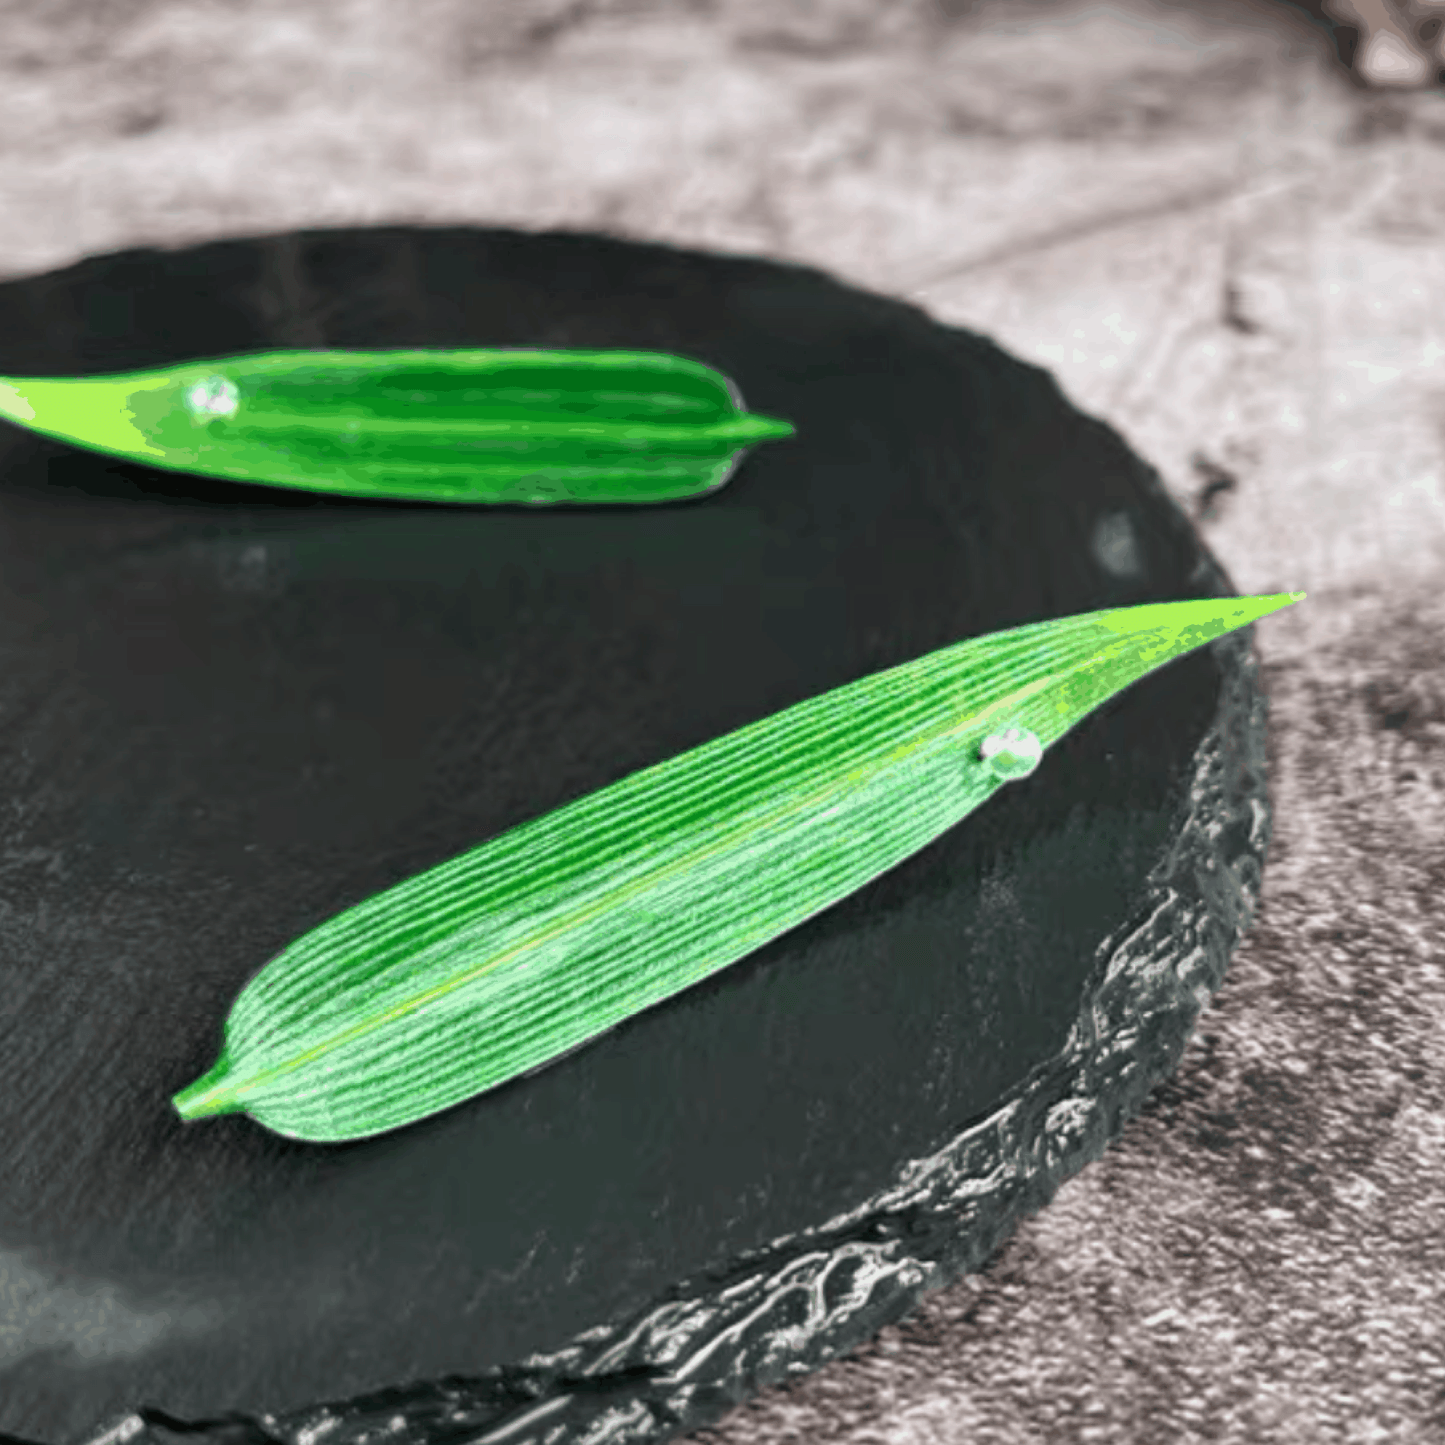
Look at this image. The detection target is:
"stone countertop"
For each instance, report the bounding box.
[2,1,1441,1441]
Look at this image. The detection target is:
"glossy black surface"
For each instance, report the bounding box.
[0,226,1270,1445]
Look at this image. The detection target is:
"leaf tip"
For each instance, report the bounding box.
[172,1056,245,1123]
[0,379,36,424]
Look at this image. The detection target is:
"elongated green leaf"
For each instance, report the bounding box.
[0,348,796,505]
[172,591,1305,1143]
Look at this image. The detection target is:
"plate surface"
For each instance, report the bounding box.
[0,225,1272,1445]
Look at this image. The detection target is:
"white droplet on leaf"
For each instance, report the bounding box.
[184,375,240,421]
[979,726,1042,781]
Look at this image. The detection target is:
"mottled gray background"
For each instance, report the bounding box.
[2,2,1442,1442]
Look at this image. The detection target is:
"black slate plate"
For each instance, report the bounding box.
[0,225,1272,1445]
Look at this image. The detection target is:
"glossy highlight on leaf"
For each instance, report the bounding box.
[0,348,797,505]
[172,590,1306,1144]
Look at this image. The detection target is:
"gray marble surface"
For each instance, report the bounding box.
[1,2,1441,1441]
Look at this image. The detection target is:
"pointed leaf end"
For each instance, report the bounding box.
[172,1056,245,1123]
[0,380,36,425]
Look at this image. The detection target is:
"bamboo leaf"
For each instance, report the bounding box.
[172,591,1305,1144]
[0,349,796,505]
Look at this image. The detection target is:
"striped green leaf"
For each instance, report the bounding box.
[0,348,796,505]
[172,591,1305,1144]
